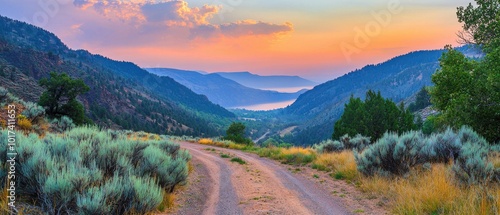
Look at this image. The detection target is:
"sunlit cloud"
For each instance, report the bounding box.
[72,0,293,39]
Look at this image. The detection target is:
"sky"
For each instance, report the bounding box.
[0,0,471,82]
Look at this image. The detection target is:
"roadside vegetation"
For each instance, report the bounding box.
[195,126,500,214]
[0,86,191,214]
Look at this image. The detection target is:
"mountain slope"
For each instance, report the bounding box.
[146,68,305,108]
[282,50,447,145]
[215,71,317,90]
[0,15,234,136]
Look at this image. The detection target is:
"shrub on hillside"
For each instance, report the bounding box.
[314,139,344,153]
[355,131,425,177]
[452,142,494,186]
[0,87,8,103]
[21,102,45,121]
[50,116,75,132]
[0,126,190,214]
[355,126,498,185]
[340,134,371,151]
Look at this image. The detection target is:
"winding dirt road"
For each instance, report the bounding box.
[170,142,386,215]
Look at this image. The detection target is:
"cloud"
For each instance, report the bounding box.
[220,20,293,37]
[72,0,293,39]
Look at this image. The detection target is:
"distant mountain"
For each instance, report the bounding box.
[282,49,450,145]
[145,68,306,108]
[0,15,234,136]
[215,71,317,90]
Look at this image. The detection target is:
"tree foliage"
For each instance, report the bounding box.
[333,90,416,142]
[430,0,500,143]
[408,87,431,112]
[39,72,90,125]
[225,122,253,145]
[456,0,500,47]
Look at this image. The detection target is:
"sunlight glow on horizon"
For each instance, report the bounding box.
[0,0,471,81]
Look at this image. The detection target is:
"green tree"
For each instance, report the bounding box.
[429,0,500,143]
[456,0,500,47]
[333,90,416,142]
[39,72,91,125]
[408,87,431,112]
[225,122,253,145]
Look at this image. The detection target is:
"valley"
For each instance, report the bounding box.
[1,0,499,214]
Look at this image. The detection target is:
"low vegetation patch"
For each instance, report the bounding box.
[0,126,191,214]
[230,157,246,165]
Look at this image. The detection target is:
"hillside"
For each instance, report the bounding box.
[145,68,305,108]
[0,15,234,136]
[215,71,317,90]
[281,50,446,144]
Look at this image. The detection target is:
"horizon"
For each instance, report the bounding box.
[1,0,469,82]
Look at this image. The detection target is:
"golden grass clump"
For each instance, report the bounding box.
[313,151,359,180]
[17,118,32,131]
[198,138,214,145]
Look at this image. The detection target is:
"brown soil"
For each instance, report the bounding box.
[168,142,389,215]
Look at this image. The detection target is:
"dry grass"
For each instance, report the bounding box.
[17,118,32,131]
[198,138,213,145]
[313,151,359,181]
[360,164,500,214]
[0,186,9,214]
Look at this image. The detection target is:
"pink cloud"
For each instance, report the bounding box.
[72,0,293,39]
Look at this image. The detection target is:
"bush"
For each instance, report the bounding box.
[0,126,190,214]
[51,116,75,132]
[17,118,32,131]
[355,131,425,177]
[314,139,344,153]
[355,126,497,185]
[0,87,8,103]
[340,134,371,151]
[451,127,494,185]
[21,102,45,121]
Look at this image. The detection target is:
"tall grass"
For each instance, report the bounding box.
[313,151,358,181]
[361,165,500,214]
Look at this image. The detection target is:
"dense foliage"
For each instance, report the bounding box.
[333,90,416,142]
[430,0,500,143]
[0,127,190,214]
[39,72,90,125]
[408,87,431,112]
[225,122,253,145]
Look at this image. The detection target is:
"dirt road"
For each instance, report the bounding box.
[171,142,385,215]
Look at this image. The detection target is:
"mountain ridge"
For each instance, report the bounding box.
[146,68,307,108]
[0,15,234,136]
[215,71,317,89]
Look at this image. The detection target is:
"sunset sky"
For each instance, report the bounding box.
[1,0,471,81]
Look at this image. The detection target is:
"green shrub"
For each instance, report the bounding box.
[355,126,497,185]
[0,87,8,103]
[314,139,344,153]
[340,134,371,151]
[21,102,45,120]
[51,116,75,132]
[355,131,425,177]
[451,127,493,185]
[0,126,190,214]
[230,157,246,164]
